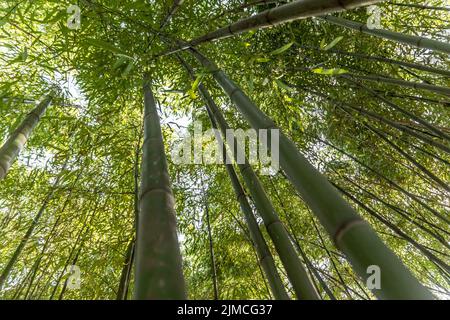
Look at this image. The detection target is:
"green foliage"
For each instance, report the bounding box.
[0,0,448,300]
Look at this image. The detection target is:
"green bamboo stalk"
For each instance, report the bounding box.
[388,2,450,11]
[22,217,61,299]
[50,199,97,299]
[337,173,449,250]
[201,184,219,300]
[346,73,450,96]
[302,45,450,77]
[269,177,337,300]
[311,89,450,154]
[157,0,384,57]
[116,239,135,300]
[58,245,83,300]
[311,135,450,225]
[209,113,290,300]
[133,74,186,300]
[364,123,450,193]
[160,0,184,29]
[333,183,450,272]
[190,48,435,299]
[321,15,450,54]
[0,95,52,180]
[178,55,303,299]
[343,77,450,142]
[199,84,318,300]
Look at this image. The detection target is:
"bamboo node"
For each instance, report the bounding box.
[333,218,367,247]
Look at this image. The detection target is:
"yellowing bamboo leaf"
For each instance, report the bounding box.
[312,67,348,75]
[256,57,270,63]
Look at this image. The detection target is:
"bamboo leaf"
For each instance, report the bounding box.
[274,79,295,92]
[85,38,126,55]
[121,61,134,77]
[322,36,344,51]
[270,41,294,55]
[312,67,348,75]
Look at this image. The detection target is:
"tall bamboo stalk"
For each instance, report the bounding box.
[199,84,318,299]
[388,2,450,11]
[133,74,186,300]
[311,135,450,225]
[0,95,52,179]
[301,45,450,77]
[157,0,383,57]
[160,0,184,29]
[268,177,337,300]
[365,123,450,192]
[207,110,291,300]
[50,199,97,299]
[190,48,434,299]
[306,88,450,154]
[332,183,449,272]
[116,239,135,300]
[321,15,450,54]
[179,57,292,299]
[346,73,450,96]
[343,77,450,142]
[202,188,219,300]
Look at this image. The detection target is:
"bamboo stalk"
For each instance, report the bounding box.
[202,186,219,300]
[269,177,337,300]
[312,135,450,225]
[208,110,291,300]
[333,183,450,272]
[365,123,450,192]
[343,77,450,142]
[178,55,310,299]
[133,74,186,300]
[49,199,97,299]
[157,0,384,57]
[321,15,450,54]
[200,86,318,300]
[0,95,52,179]
[388,2,450,11]
[346,73,450,96]
[301,45,450,77]
[160,0,184,29]
[178,58,294,299]
[311,89,450,154]
[190,48,435,299]
[116,239,135,300]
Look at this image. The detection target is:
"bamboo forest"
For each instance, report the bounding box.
[0,0,449,301]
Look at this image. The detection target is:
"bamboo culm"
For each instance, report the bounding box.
[157,0,383,57]
[199,84,318,300]
[346,73,450,97]
[179,56,292,300]
[116,239,135,300]
[133,74,186,300]
[0,95,52,179]
[301,45,450,77]
[189,48,434,299]
[321,15,450,55]
[207,107,291,300]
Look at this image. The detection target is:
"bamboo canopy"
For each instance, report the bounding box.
[0,0,448,301]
